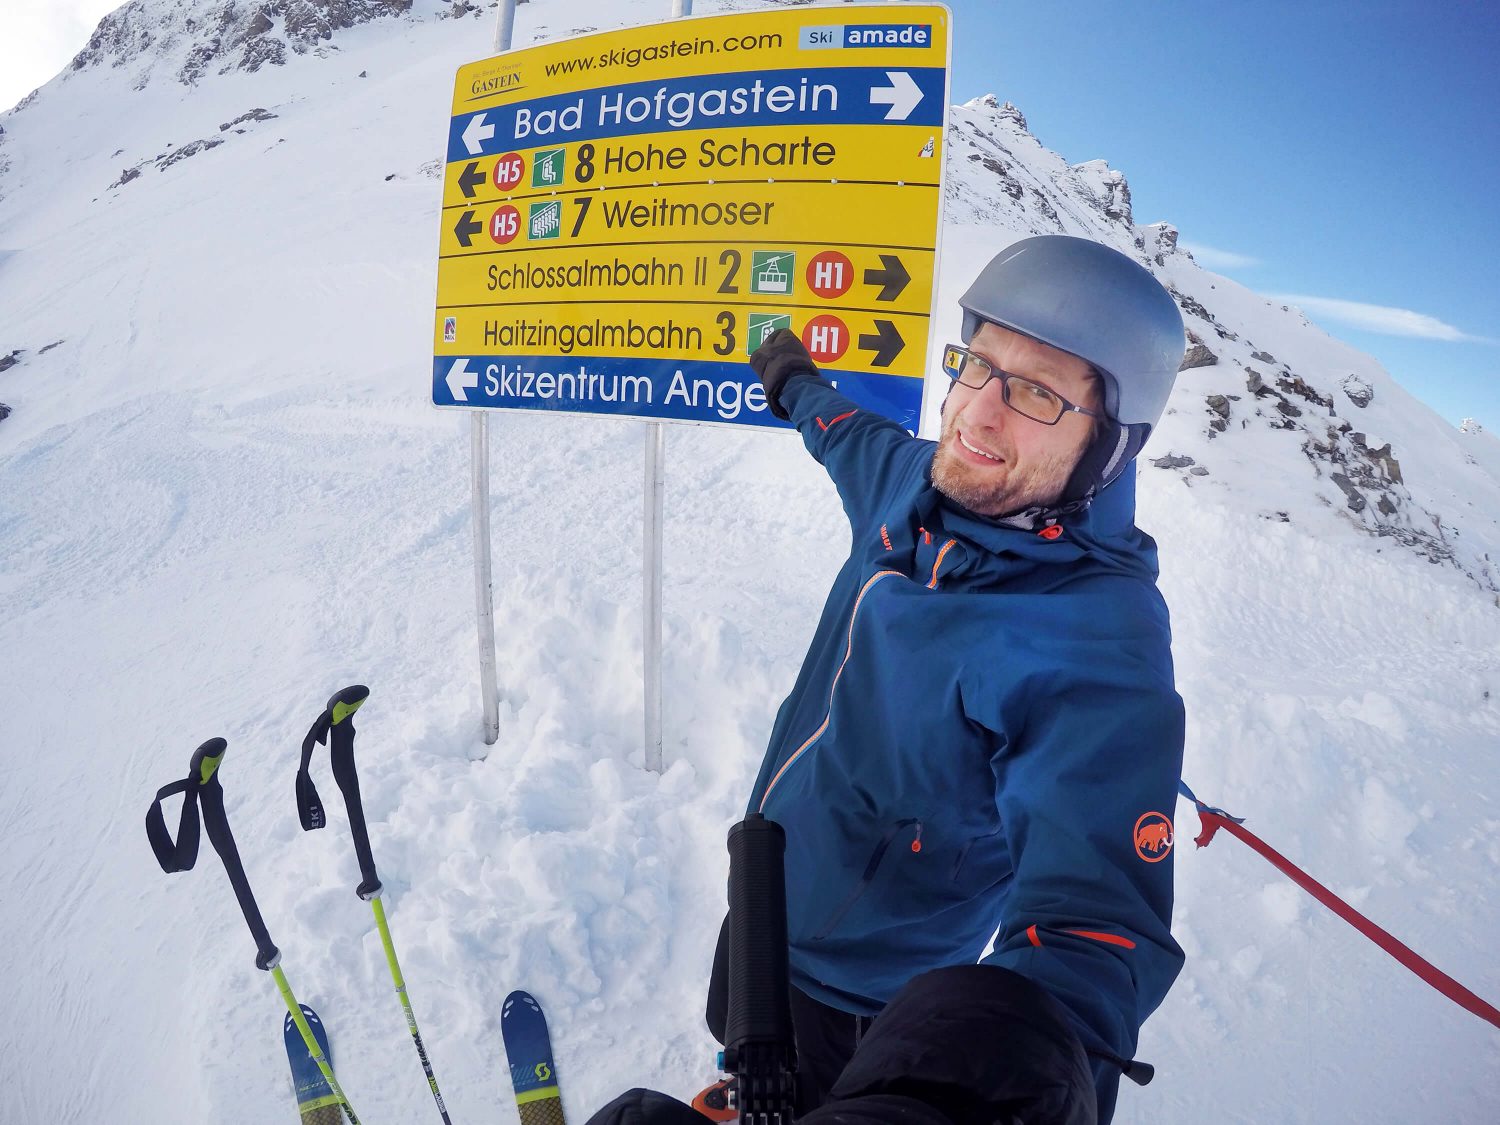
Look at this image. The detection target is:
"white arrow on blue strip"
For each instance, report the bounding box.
[446,358,479,402]
[869,71,923,121]
[462,113,495,156]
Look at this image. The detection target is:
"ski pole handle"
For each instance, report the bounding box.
[190,738,282,970]
[724,814,797,1122]
[322,685,382,898]
[190,737,228,788]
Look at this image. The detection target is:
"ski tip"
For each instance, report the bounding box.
[283,1003,323,1034]
[501,990,541,1018]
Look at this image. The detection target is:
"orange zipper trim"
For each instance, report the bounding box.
[758,570,901,812]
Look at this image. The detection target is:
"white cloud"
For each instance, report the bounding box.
[1271,294,1495,344]
[1180,241,1260,271]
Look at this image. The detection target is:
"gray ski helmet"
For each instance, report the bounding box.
[959,235,1185,494]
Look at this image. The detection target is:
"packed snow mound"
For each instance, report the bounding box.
[1,3,1498,1124]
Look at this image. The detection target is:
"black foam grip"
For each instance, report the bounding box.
[329,717,381,896]
[724,814,793,1051]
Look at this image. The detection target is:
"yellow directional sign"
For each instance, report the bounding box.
[432,5,951,430]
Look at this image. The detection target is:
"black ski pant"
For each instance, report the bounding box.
[705,915,873,1113]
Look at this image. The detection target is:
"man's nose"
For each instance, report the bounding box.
[967,375,1011,428]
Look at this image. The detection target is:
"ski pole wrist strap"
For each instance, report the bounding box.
[146,776,202,873]
[297,685,382,899]
[296,709,332,832]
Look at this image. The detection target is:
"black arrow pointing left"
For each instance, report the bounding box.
[858,320,906,367]
[459,162,487,199]
[453,210,484,248]
[863,255,911,302]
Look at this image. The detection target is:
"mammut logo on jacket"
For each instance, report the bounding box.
[1134,812,1174,862]
[880,524,893,551]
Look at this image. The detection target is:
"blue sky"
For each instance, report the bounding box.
[3,1,1496,426]
[950,0,1500,429]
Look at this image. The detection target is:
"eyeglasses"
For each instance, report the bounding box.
[941,343,1103,427]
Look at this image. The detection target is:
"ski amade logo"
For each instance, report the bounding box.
[1133,811,1174,862]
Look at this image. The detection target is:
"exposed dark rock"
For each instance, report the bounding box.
[1276,373,1334,411]
[219,108,278,131]
[1152,453,1196,469]
[0,350,20,372]
[112,167,142,188]
[0,402,11,422]
[1251,349,1276,364]
[75,0,415,88]
[1171,288,1239,341]
[39,340,63,354]
[1341,374,1375,408]
[1276,398,1303,419]
[1180,343,1217,370]
[1331,473,1367,512]
[157,137,224,171]
[1204,395,1231,435]
[1190,466,1210,476]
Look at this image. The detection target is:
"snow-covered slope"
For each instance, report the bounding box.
[2,2,1497,1123]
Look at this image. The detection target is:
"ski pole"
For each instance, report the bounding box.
[722,814,799,1124]
[147,738,365,1125]
[298,686,454,1125]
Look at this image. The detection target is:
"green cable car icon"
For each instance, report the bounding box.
[751,251,795,295]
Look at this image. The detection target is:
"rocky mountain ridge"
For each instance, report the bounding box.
[949,93,1496,591]
[3,1,1495,594]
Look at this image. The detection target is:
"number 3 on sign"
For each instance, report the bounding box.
[714,312,736,356]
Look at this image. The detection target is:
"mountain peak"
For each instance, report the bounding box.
[964,93,1029,133]
[68,0,415,89]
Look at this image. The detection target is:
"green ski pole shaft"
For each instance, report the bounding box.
[371,895,452,1123]
[147,738,366,1125]
[298,686,453,1123]
[274,964,363,1125]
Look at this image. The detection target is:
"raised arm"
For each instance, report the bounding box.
[751,329,931,533]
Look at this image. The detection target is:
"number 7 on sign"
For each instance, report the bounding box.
[570,196,591,238]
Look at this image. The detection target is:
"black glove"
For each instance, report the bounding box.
[750,328,822,420]
[803,965,1098,1125]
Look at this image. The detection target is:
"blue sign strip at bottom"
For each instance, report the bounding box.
[432,355,925,432]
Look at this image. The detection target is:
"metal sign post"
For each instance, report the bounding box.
[438,2,952,767]
[468,0,520,748]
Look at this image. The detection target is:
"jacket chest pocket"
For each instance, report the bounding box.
[810,819,923,941]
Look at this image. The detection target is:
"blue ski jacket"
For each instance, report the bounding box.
[748,376,1185,1103]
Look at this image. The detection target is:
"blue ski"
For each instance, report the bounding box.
[283,1004,342,1124]
[502,990,567,1125]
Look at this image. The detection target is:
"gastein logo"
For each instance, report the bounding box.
[470,71,523,98]
[1134,811,1174,863]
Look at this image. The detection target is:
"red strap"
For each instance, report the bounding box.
[1196,810,1500,1030]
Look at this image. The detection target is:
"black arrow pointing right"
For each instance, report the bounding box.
[863,254,911,302]
[858,319,906,368]
[459,162,487,199]
[453,210,484,248]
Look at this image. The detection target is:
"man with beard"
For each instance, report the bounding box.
[588,236,1187,1125]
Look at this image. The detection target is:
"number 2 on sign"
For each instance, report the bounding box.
[718,249,741,294]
